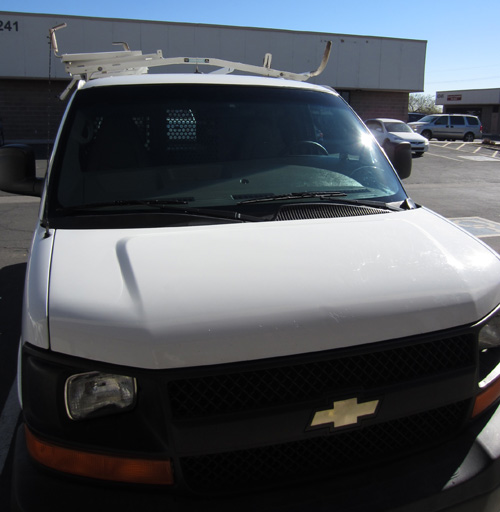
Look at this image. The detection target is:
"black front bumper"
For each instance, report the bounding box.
[11,403,500,512]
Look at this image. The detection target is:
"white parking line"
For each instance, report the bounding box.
[459,155,500,162]
[0,380,20,474]
[427,152,461,162]
[428,142,500,161]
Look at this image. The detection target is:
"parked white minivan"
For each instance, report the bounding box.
[2,31,500,512]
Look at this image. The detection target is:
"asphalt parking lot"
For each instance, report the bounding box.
[0,140,500,509]
[404,140,500,255]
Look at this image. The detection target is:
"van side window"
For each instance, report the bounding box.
[467,117,479,125]
[451,116,465,125]
[435,116,448,125]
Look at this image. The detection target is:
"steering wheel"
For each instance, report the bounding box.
[284,140,329,156]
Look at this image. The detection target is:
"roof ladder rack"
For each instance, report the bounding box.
[49,24,332,100]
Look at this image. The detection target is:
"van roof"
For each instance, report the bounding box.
[78,73,339,94]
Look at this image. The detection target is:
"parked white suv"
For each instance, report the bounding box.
[408,113,482,141]
[2,27,500,512]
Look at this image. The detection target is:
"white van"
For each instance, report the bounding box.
[2,31,500,512]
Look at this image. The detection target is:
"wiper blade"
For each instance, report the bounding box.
[238,192,404,212]
[56,200,263,222]
[238,191,347,204]
[59,199,189,211]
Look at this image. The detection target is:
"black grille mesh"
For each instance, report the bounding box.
[180,400,470,492]
[167,335,475,419]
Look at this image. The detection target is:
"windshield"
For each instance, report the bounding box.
[385,122,412,133]
[47,84,407,225]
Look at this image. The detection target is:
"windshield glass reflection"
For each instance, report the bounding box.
[49,84,407,216]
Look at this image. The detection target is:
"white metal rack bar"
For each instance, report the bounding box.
[49,24,332,99]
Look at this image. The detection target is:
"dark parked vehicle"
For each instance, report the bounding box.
[407,112,426,123]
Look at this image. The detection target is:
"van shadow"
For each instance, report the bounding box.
[0,263,26,408]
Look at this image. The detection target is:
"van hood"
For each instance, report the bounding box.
[48,208,500,369]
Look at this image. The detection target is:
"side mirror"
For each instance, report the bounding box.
[0,145,43,197]
[384,141,412,180]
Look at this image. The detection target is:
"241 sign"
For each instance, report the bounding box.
[0,20,19,32]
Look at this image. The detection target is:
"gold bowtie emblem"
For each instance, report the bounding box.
[311,398,379,429]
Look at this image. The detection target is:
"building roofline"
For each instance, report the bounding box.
[0,10,428,45]
[437,88,500,94]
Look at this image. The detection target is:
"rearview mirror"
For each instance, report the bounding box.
[0,145,43,197]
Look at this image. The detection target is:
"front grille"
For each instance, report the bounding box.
[168,334,475,419]
[180,400,470,492]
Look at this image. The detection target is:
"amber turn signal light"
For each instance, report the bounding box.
[25,426,174,485]
[473,375,500,418]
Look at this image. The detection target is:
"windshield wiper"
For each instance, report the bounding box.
[59,199,189,210]
[56,199,264,222]
[238,191,347,204]
[238,192,405,212]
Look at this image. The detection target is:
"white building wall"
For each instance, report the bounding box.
[0,11,426,92]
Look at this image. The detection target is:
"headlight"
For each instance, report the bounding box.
[65,372,137,420]
[473,309,500,417]
[479,312,500,350]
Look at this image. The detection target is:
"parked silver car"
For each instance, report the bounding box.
[365,118,429,157]
[408,114,482,142]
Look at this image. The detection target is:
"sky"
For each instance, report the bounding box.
[2,0,499,98]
